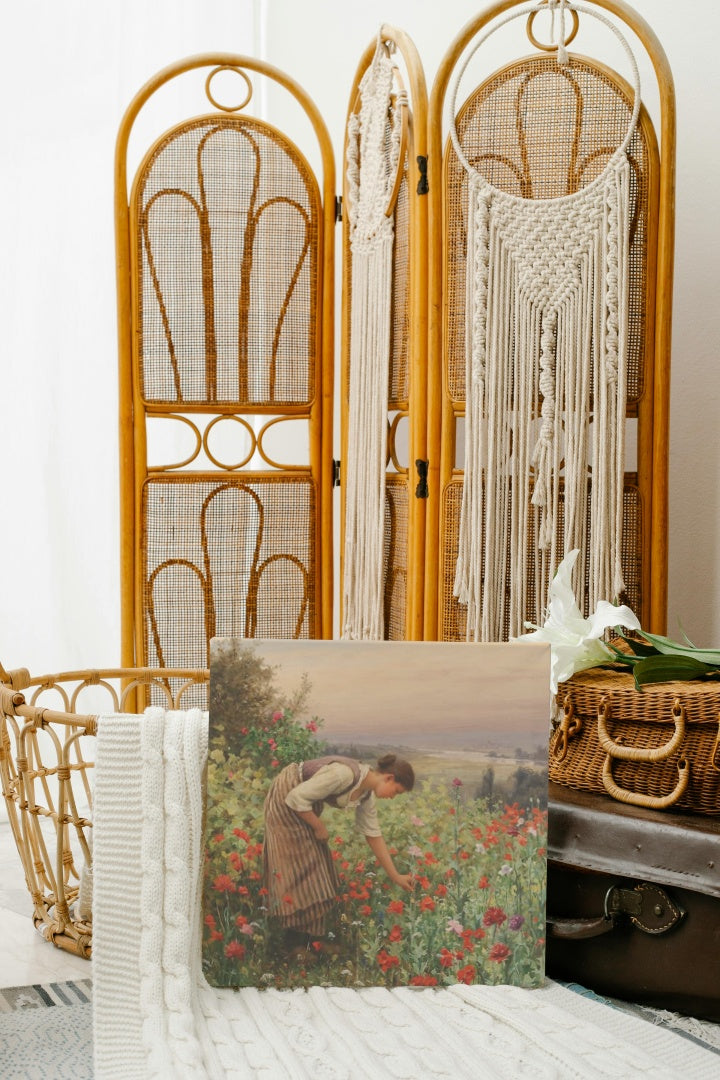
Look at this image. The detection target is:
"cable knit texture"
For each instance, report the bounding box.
[93,709,718,1078]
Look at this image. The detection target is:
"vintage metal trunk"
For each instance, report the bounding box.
[546,782,720,1021]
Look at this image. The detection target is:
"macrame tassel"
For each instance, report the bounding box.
[454,151,633,641]
[342,41,402,640]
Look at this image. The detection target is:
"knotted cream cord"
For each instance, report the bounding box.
[449,2,640,640]
[342,37,405,640]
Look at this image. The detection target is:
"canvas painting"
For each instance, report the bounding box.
[203,639,550,989]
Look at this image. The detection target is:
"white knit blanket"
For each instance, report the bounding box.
[92,710,717,1079]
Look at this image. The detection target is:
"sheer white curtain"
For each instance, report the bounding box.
[0,0,262,674]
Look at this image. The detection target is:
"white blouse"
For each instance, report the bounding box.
[284,762,382,837]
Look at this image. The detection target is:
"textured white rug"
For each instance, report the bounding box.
[92,710,719,1079]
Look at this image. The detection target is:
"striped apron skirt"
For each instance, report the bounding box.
[262,763,339,936]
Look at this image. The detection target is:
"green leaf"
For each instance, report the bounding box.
[676,620,696,649]
[637,631,720,666]
[617,635,659,658]
[602,642,639,666]
[632,654,719,690]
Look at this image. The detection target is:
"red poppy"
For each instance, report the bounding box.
[428,834,439,844]
[388,925,402,942]
[204,914,216,927]
[477,876,489,889]
[488,943,511,963]
[439,948,454,968]
[233,828,250,842]
[435,884,448,898]
[213,833,225,844]
[210,929,224,942]
[224,941,246,960]
[419,896,435,913]
[388,900,404,915]
[424,852,438,865]
[376,949,400,973]
[237,886,249,896]
[235,914,247,927]
[483,906,507,927]
[283,894,294,906]
[212,874,236,893]
[409,975,438,986]
[359,905,372,916]
[456,965,476,984]
[417,876,431,890]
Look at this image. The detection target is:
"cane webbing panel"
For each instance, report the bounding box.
[390,170,410,405]
[439,478,642,642]
[383,477,409,640]
[445,56,651,406]
[142,475,316,671]
[135,116,319,406]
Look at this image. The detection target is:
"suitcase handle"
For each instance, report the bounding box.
[597,699,686,762]
[548,883,685,940]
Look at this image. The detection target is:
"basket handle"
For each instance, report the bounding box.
[601,755,690,809]
[597,698,686,762]
[550,697,583,762]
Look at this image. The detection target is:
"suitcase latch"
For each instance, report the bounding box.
[605,882,685,935]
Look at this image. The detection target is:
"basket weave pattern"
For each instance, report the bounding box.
[552,667,720,815]
[0,664,208,957]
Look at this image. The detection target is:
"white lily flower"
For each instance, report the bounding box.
[515,549,641,694]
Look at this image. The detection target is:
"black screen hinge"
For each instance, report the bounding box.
[335,195,343,222]
[415,459,429,498]
[416,156,429,195]
[332,459,341,487]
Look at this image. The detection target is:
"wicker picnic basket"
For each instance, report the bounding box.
[0,662,208,958]
[551,667,720,815]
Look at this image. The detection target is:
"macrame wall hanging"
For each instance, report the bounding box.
[342,37,407,639]
[450,1,641,641]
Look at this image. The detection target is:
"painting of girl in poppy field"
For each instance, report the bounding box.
[203,639,550,990]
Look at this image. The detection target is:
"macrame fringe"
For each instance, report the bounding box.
[453,157,633,642]
[342,40,402,640]
[449,1,641,642]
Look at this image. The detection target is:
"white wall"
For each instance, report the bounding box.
[0,0,718,678]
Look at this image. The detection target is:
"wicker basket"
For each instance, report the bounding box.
[551,667,720,815]
[0,662,208,957]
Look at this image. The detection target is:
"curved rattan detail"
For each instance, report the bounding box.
[136,117,318,407]
[0,664,209,957]
[116,55,335,675]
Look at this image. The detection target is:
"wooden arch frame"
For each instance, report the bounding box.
[340,25,429,640]
[424,0,676,639]
[115,54,336,672]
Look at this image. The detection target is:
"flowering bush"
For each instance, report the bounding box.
[239,706,326,772]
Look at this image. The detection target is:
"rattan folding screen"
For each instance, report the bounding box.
[424,0,674,641]
[117,2,674,669]
[116,56,335,690]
